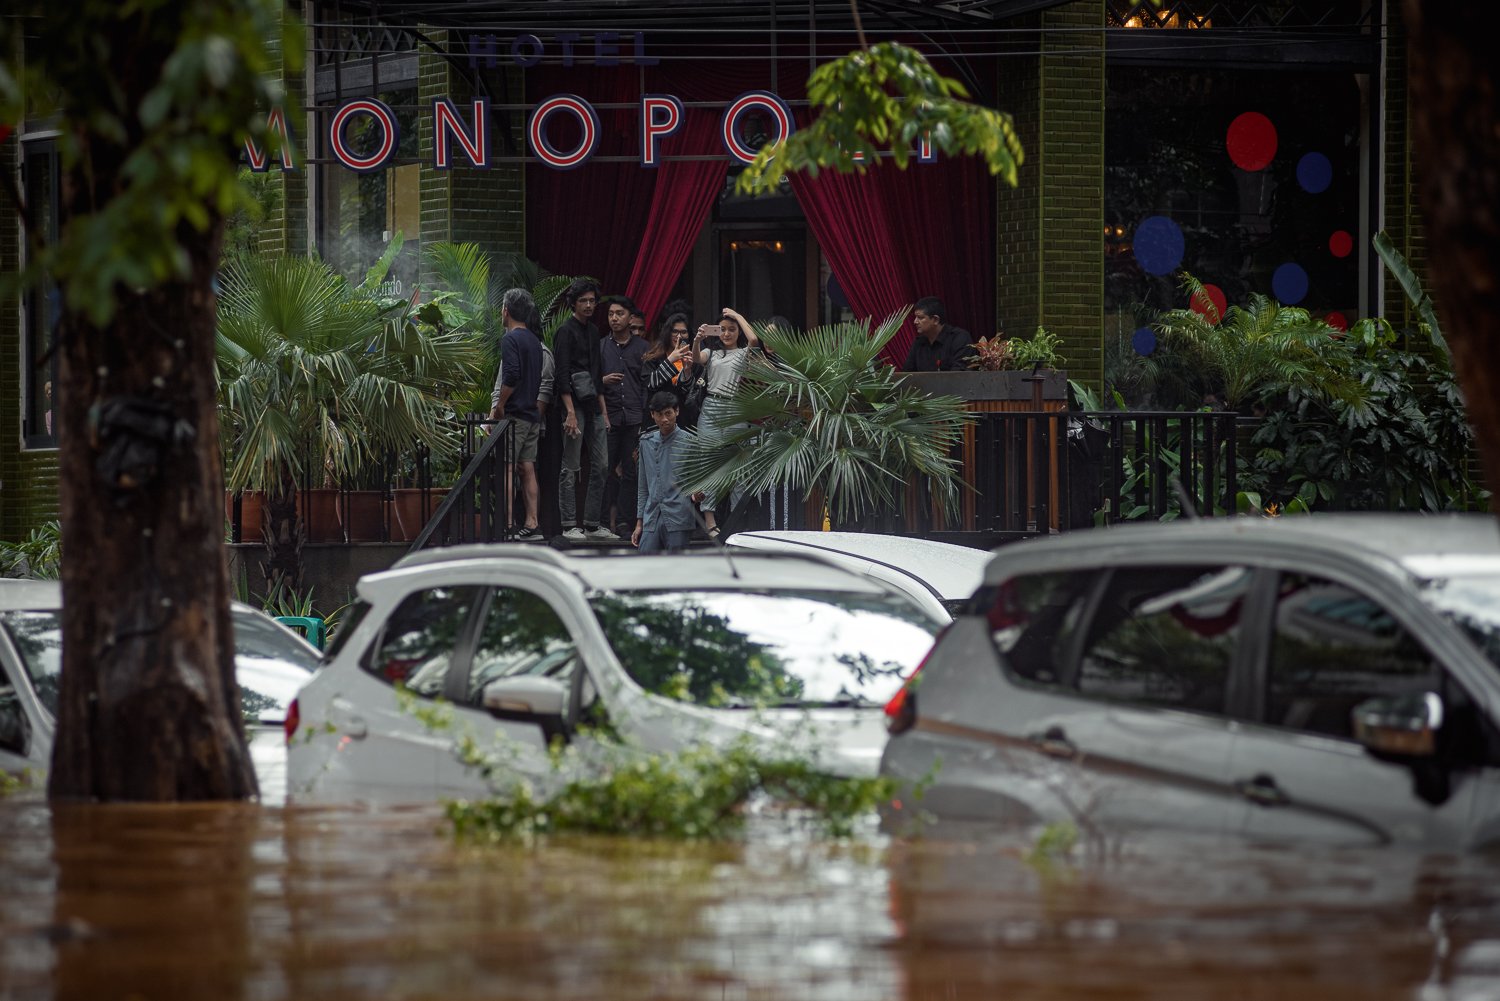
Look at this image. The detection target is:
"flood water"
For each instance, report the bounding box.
[2,800,1500,1001]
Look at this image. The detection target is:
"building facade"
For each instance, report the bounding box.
[1,0,1421,540]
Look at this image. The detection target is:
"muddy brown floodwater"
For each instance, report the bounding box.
[2,801,1500,1001]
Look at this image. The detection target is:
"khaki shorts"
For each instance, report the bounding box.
[507,419,541,463]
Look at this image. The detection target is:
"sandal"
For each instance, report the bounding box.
[707,526,722,540]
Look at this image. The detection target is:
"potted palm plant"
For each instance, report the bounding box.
[676,309,969,529]
[216,249,482,592]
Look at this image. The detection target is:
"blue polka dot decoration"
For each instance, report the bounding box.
[1133,216,1185,276]
[1297,152,1332,194]
[1272,262,1309,305]
[1132,326,1157,356]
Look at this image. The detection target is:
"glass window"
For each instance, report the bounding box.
[468,589,578,703]
[22,139,60,449]
[318,86,421,290]
[0,611,62,717]
[1077,565,1251,713]
[589,590,937,708]
[363,586,482,697]
[230,608,321,672]
[985,572,1096,685]
[1267,573,1440,739]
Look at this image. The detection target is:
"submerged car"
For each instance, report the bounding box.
[286,546,942,803]
[0,580,319,799]
[881,515,1500,850]
[725,531,991,622]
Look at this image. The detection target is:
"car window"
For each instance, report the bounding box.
[364,586,483,697]
[230,609,320,672]
[1076,565,1252,714]
[589,589,937,708]
[985,572,1096,685]
[0,611,62,717]
[1,665,28,754]
[1266,573,1441,740]
[468,588,579,703]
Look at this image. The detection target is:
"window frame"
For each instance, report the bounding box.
[453,584,586,707]
[360,584,487,698]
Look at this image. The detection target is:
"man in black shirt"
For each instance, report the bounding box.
[902,296,978,372]
[554,278,615,541]
[600,295,648,537]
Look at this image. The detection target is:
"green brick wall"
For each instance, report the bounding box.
[256,8,309,257]
[994,15,1041,345]
[417,30,525,286]
[0,132,61,542]
[1038,0,1105,393]
[1381,2,1426,336]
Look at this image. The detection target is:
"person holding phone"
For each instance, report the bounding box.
[694,307,762,539]
[644,313,702,429]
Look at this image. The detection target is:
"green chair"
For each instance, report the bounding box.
[275,615,326,650]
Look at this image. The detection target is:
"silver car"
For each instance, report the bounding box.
[286,546,941,804]
[1,580,320,800]
[881,515,1500,850]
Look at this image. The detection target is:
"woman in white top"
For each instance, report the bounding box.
[694,307,761,538]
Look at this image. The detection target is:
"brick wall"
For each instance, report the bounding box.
[0,132,61,542]
[257,10,309,257]
[1038,0,1105,392]
[994,15,1041,345]
[418,31,525,285]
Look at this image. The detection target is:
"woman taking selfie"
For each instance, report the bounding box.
[643,312,702,429]
[694,307,762,539]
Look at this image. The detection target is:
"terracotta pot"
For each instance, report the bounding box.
[390,488,449,542]
[225,491,265,543]
[303,489,343,543]
[344,490,387,542]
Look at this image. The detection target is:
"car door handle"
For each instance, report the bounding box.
[1233,774,1289,808]
[1027,726,1079,761]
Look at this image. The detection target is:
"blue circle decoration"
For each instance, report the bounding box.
[1133,216,1185,276]
[1296,152,1332,194]
[1132,327,1157,356]
[1272,262,1309,305]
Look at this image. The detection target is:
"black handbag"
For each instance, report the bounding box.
[681,356,709,415]
[569,368,597,403]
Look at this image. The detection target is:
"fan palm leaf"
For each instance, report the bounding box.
[677,308,968,524]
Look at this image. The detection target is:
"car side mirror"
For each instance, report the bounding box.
[1352,691,1443,758]
[482,676,569,743]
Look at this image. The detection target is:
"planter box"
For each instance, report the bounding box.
[390,488,450,542]
[899,368,1068,403]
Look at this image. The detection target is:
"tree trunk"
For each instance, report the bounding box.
[49,206,256,800]
[1405,0,1500,514]
[261,473,304,599]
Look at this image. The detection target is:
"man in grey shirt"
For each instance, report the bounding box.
[633,391,697,553]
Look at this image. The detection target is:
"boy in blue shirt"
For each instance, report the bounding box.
[633,391,697,553]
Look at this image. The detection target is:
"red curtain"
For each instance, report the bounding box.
[792,157,995,366]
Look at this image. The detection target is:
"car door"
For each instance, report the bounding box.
[440,582,598,797]
[1038,562,1263,839]
[321,583,488,801]
[970,562,1259,839]
[1,649,34,777]
[1226,571,1481,847]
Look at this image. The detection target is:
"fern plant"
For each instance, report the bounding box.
[676,309,969,525]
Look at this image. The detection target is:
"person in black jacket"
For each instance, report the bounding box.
[902,296,978,372]
[553,278,615,541]
[643,312,702,429]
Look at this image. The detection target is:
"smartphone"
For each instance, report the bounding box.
[704,324,725,342]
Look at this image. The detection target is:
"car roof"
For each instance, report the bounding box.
[386,544,903,595]
[725,531,991,600]
[0,580,296,621]
[983,514,1500,584]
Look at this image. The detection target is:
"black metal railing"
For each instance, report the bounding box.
[407,418,516,551]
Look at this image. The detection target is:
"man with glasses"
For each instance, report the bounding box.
[554,278,615,541]
[600,295,648,539]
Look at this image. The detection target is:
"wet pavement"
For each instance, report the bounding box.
[2,800,1500,1000]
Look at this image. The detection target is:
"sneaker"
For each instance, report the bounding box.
[513,526,541,542]
[585,524,619,540]
[562,527,587,541]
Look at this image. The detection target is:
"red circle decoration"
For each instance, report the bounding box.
[1325,311,1349,332]
[1329,230,1354,258]
[1190,284,1228,324]
[1226,112,1278,172]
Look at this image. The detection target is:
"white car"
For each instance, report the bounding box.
[0,580,319,801]
[725,531,991,622]
[285,546,942,804]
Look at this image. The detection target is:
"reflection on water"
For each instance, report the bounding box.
[2,803,1500,1000]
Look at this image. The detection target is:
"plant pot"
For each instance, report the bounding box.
[344,490,387,542]
[390,488,450,542]
[225,491,265,544]
[303,489,343,543]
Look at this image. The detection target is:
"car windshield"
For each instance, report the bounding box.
[589,589,938,708]
[0,611,62,716]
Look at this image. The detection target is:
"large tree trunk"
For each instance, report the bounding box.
[49,182,256,798]
[1405,1,1500,514]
